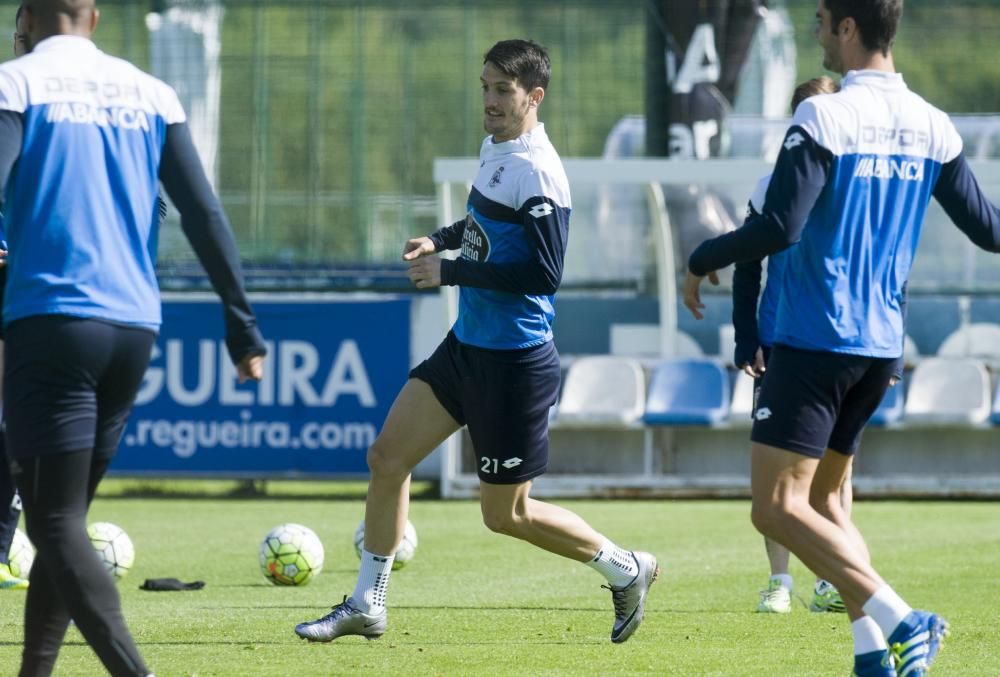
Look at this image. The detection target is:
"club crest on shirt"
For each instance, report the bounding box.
[461,213,491,262]
[488,165,505,188]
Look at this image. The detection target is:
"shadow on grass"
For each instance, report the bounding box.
[194,604,693,615]
[96,478,440,502]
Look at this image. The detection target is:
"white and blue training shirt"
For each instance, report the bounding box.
[692,69,1000,358]
[430,123,571,350]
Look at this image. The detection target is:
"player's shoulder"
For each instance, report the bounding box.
[97,52,186,125]
[749,173,772,213]
[517,126,571,208]
[0,54,36,112]
[789,92,849,152]
[895,88,962,162]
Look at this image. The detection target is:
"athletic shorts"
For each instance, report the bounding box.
[3,315,157,459]
[409,331,560,484]
[750,344,896,458]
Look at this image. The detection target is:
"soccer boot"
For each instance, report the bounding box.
[0,562,28,590]
[852,649,897,677]
[888,610,949,677]
[810,579,846,613]
[606,551,659,643]
[294,596,387,642]
[756,579,792,614]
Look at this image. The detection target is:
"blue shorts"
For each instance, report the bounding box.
[751,344,895,458]
[409,331,560,484]
[3,315,157,459]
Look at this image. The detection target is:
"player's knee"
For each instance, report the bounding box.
[366,437,411,479]
[480,505,522,536]
[751,499,793,537]
[808,489,840,516]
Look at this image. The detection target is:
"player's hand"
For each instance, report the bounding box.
[682,270,719,320]
[408,255,442,289]
[402,237,436,261]
[741,348,766,378]
[0,247,7,268]
[236,354,265,383]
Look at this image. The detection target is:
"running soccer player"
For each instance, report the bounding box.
[739,76,908,617]
[0,4,30,593]
[735,75,855,617]
[684,1,1000,675]
[0,1,266,674]
[295,39,659,646]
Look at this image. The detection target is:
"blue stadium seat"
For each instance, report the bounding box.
[868,380,905,427]
[643,358,730,426]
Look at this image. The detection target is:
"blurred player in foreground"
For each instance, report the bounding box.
[0,1,266,674]
[296,38,659,646]
[684,0,1000,675]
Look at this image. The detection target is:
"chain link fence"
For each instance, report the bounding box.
[1,0,998,290]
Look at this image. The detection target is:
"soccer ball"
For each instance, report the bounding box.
[87,522,135,580]
[259,523,324,586]
[353,519,418,570]
[8,528,35,579]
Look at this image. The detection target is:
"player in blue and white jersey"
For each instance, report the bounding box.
[734,76,859,617]
[685,1,1000,675]
[295,39,659,646]
[0,1,266,674]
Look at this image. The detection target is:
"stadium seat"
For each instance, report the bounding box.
[728,369,756,426]
[643,358,730,426]
[552,356,646,427]
[903,334,921,369]
[903,357,992,426]
[868,380,905,427]
[718,324,736,366]
[937,323,1000,369]
[609,323,704,358]
[993,381,1000,426]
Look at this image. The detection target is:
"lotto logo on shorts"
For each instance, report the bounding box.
[755,407,772,421]
[501,457,523,469]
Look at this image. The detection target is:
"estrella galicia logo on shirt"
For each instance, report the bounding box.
[461,213,491,262]
[488,165,505,188]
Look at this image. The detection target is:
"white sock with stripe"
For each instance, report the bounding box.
[862,585,913,638]
[586,538,639,588]
[352,549,395,614]
[852,616,888,655]
[770,573,793,590]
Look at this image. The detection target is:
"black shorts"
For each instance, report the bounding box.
[3,315,157,460]
[409,331,560,484]
[751,344,895,458]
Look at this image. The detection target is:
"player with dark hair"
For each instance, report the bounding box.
[735,75,858,616]
[684,0,1000,675]
[295,38,659,646]
[0,1,266,674]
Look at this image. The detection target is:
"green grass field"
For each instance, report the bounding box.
[1,480,997,676]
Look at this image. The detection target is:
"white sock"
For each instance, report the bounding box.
[352,549,395,614]
[585,538,639,588]
[862,585,913,638]
[770,573,793,590]
[852,616,888,655]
